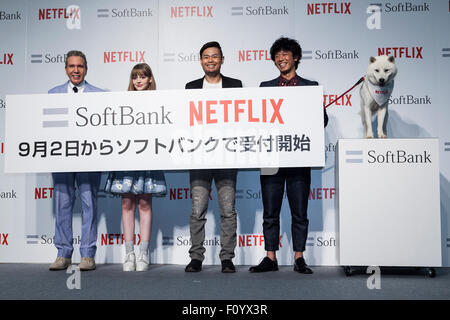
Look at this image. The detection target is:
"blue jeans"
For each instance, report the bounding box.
[260,167,311,252]
[52,172,101,258]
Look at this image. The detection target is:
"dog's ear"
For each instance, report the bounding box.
[388,56,395,63]
[370,56,376,63]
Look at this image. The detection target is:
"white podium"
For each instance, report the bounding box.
[337,139,442,272]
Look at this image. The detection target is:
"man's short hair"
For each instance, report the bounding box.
[65,50,87,69]
[270,37,302,69]
[199,41,223,57]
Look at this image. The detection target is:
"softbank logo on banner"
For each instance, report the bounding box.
[38,5,81,29]
[378,47,423,59]
[307,2,351,15]
[0,53,14,65]
[97,8,153,18]
[0,189,17,199]
[345,149,432,164]
[231,5,289,16]
[170,6,213,18]
[104,51,146,63]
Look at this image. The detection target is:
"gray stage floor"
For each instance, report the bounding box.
[1,264,449,300]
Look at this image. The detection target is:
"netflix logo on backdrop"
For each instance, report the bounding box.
[170,5,213,18]
[38,7,80,20]
[238,50,271,62]
[378,47,423,59]
[35,187,54,200]
[0,233,8,246]
[104,51,146,63]
[307,2,351,15]
[0,53,13,65]
[323,94,352,107]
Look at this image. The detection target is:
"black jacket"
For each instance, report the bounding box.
[260,75,328,127]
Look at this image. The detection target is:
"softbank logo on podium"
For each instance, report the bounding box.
[345,150,363,163]
[345,149,433,164]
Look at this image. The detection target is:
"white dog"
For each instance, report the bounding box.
[360,55,397,138]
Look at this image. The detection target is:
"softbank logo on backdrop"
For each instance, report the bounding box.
[163,52,200,63]
[38,5,80,29]
[104,51,146,63]
[231,5,289,16]
[345,149,432,164]
[97,8,153,18]
[307,2,351,15]
[378,46,423,59]
[0,10,22,20]
[30,53,66,64]
[170,6,213,18]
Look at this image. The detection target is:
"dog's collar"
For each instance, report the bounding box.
[367,81,394,106]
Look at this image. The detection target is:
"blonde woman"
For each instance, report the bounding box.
[105,63,166,271]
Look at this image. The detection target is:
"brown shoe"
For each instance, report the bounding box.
[49,257,72,271]
[78,257,96,271]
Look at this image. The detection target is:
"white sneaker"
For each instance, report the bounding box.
[123,252,136,272]
[136,252,149,272]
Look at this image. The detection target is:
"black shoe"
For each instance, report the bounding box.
[185,259,202,272]
[249,257,278,273]
[294,257,313,274]
[221,260,236,273]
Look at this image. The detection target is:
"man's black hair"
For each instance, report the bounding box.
[200,41,223,57]
[269,37,302,69]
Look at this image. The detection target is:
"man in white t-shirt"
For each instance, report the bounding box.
[184,41,242,273]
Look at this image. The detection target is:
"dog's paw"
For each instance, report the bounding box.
[378,132,387,138]
[365,135,374,139]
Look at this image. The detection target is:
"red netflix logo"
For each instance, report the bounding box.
[378,47,423,59]
[323,94,352,107]
[238,234,282,248]
[307,2,351,15]
[238,50,271,62]
[1,233,8,246]
[101,233,141,245]
[0,53,13,65]
[309,188,336,200]
[35,187,54,199]
[38,8,80,20]
[104,51,146,63]
[1,142,4,154]
[170,6,213,18]
[169,188,213,200]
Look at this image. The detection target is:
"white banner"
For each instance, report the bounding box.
[5,86,325,173]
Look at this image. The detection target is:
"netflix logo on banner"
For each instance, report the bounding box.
[238,50,271,62]
[0,53,13,65]
[170,6,213,18]
[307,2,351,15]
[323,94,352,107]
[378,47,423,59]
[35,187,54,199]
[38,7,80,20]
[104,51,146,63]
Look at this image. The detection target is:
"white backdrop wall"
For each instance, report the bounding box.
[1,0,449,266]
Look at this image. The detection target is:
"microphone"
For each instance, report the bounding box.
[73,86,78,93]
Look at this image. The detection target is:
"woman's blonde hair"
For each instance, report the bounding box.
[128,63,156,91]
